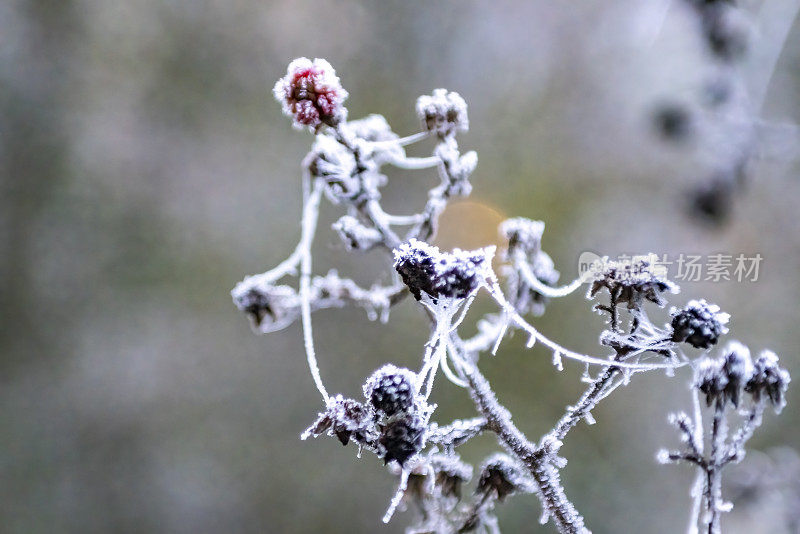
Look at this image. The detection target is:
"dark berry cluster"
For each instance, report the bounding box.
[670,299,729,349]
[364,365,417,416]
[363,365,428,467]
[394,239,485,301]
[379,415,426,466]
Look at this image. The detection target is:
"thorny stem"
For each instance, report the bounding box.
[552,366,617,442]
[457,351,588,534]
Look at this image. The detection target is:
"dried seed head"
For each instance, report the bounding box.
[589,255,678,308]
[380,414,426,467]
[670,299,730,349]
[393,239,487,301]
[302,395,377,447]
[364,364,418,417]
[720,341,753,407]
[694,356,728,406]
[416,89,468,138]
[746,350,791,413]
[273,57,348,131]
[430,454,473,499]
[476,454,533,502]
[694,342,755,407]
[231,283,299,331]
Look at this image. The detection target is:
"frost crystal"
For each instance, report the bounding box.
[416,88,468,138]
[273,57,348,130]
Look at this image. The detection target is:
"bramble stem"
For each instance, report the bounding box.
[458,355,588,533]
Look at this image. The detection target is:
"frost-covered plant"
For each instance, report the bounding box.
[232,57,791,533]
[658,343,790,534]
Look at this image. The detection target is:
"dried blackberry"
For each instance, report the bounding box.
[394,239,485,301]
[380,415,425,467]
[364,364,417,416]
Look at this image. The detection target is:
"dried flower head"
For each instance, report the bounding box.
[476,453,534,502]
[720,341,753,407]
[501,218,545,256]
[746,350,791,412]
[273,57,348,131]
[302,395,377,447]
[589,255,678,308]
[670,299,730,349]
[393,239,488,302]
[398,453,473,504]
[416,88,468,138]
[430,453,473,499]
[694,341,754,407]
[232,283,298,331]
[694,356,728,406]
[364,364,418,417]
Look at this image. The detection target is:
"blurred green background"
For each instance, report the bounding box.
[1,0,799,532]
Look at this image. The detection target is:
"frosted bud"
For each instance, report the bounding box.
[416,88,468,138]
[273,57,348,131]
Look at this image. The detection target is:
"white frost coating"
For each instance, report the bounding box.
[382,469,409,523]
[518,261,586,298]
[416,88,469,136]
[553,351,564,372]
[298,180,328,402]
[484,273,686,371]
